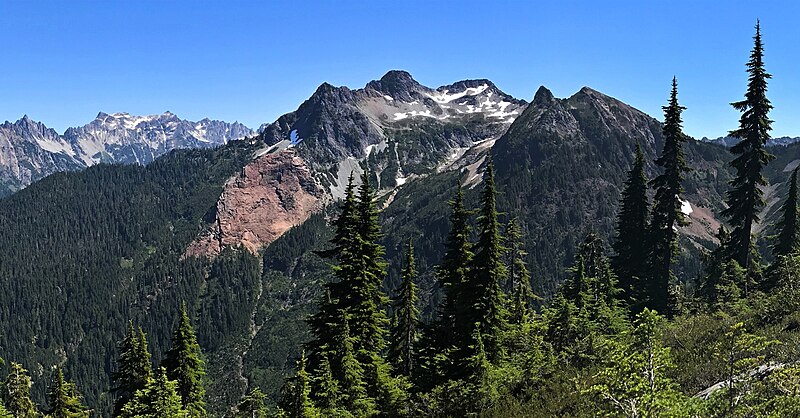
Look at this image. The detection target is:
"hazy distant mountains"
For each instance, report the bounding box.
[705,135,800,147]
[0,112,253,194]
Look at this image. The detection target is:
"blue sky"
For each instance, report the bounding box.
[1,0,799,139]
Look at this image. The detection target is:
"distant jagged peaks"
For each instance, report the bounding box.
[0,112,254,192]
[708,135,800,147]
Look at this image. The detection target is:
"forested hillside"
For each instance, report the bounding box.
[0,139,262,414]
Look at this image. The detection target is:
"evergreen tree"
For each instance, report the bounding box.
[563,233,619,308]
[2,362,38,418]
[312,354,342,414]
[306,175,358,369]
[120,368,187,418]
[590,309,692,417]
[466,160,509,361]
[162,303,207,418]
[390,239,420,377]
[304,171,395,415]
[234,388,268,418]
[723,21,775,270]
[112,322,152,416]
[432,184,474,355]
[773,167,800,258]
[505,217,536,324]
[350,171,391,355]
[336,320,373,416]
[612,142,650,305]
[282,353,320,418]
[46,367,89,418]
[647,77,689,316]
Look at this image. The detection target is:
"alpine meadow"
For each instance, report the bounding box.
[8,6,800,418]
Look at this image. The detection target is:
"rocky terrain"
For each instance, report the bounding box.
[259,70,527,197]
[184,71,529,257]
[185,149,325,257]
[0,111,253,194]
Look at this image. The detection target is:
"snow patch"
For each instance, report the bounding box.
[393,110,436,121]
[680,198,693,215]
[428,84,489,104]
[365,140,388,157]
[383,95,394,101]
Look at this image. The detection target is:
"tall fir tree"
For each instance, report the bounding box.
[304,171,396,415]
[612,142,650,305]
[112,322,153,416]
[306,174,358,369]
[46,366,89,418]
[772,167,800,258]
[434,184,474,346]
[2,362,38,418]
[120,368,187,418]
[390,239,420,377]
[350,171,391,356]
[504,217,536,324]
[723,21,775,270]
[647,77,689,316]
[419,184,475,387]
[466,160,509,361]
[162,303,207,418]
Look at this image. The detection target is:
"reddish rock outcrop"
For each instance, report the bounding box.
[185,149,325,257]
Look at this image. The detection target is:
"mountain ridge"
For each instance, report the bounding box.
[0,112,254,194]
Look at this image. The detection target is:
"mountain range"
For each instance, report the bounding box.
[0,112,253,195]
[2,70,800,415]
[705,135,800,147]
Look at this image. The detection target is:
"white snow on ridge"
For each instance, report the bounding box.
[428,84,489,104]
[106,113,159,130]
[680,198,693,215]
[383,95,394,101]
[393,110,436,121]
[365,140,388,157]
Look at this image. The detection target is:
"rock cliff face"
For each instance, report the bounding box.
[185,149,325,257]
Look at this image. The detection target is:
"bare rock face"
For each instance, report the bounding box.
[185,149,325,257]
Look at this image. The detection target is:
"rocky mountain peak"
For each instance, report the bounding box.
[365,70,424,101]
[532,86,555,106]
